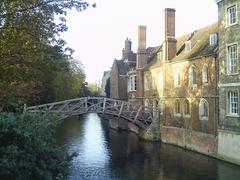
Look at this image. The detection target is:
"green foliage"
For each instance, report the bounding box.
[0,0,92,110]
[0,112,76,180]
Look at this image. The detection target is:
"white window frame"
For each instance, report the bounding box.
[209,33,218,46]
[174,68,181,87]
[228,90,239,116]
[185,41,191,51]
[159,100,164,115]
[174,99,181,117]
[157,51,162,60]
[128,75,136,92]
[183,99,191,118]
[189,65,197,87]
[226,43,238,75]
[144,74,150,91]
[159,71,164,89]
[227,5,237,26]
[199,98,209,121]
[202,65,209,85]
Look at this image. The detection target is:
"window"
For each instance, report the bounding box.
[209,33,218,46]
[189,66,197,86]
[227,44,238,74]
[228,91,239,115]
[185,41,191,51]
[128,75,136,91]
[159,100,163,115]
[199,99,209,120]
[159,71,164,89]
[157,51,162,60]
[174,99,181,115]
[174,68,181,87]
[144,74,150,90]
[227,5,237,26]
[202,65,209,84]
[144,99,150,107]
[184,99,190,116]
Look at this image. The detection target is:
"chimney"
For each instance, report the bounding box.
[125,38,132,51]
[138,26,147,52]
[136,26,148,104]
[137,25,147,68]
[163,8,177,61]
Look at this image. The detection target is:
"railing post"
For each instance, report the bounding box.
[102,98,106,114]
[85,97,88,113]
[118,101,124,117]
[134,106,142,122]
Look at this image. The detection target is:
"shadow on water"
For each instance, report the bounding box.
[56,113,240,180]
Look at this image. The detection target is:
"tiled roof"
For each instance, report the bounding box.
[173,22,218,61]
[115,59,127,75]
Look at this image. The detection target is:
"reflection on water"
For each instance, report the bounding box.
[56,113,240,180]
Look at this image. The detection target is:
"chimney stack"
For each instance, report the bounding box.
[137,25,147,68]
[163,8,177,61]
[125,38,132,51]
[138,25,146,52]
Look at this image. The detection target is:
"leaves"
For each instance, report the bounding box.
[0,0,91,110]
[0,112,74,179]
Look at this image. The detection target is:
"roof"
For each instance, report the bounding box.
[115,59,127,75]
[173,22,218,61]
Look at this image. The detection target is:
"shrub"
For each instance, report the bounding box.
[0,112,75,180]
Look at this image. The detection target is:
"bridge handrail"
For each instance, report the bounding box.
[26,97,159,129]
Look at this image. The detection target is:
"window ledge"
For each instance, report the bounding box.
[226,72,239,76]
[189,84,197,88]
[174,113,182,117]
[226,22,238,28]
[226,114,240,118]
[199,117,208,121]
[128,90,136,92]
[183,114,191,118]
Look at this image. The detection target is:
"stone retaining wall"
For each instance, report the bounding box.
[161,126,218,157]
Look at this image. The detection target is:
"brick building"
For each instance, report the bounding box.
[109,1,240,165]
[110,38,136,100]
[216,0,240,165]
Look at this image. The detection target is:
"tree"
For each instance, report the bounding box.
[0,112,76,179]
[0,0,92,110]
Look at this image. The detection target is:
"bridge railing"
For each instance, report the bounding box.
[26,97,159,129]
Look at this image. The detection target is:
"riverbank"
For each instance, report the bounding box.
[101,114,240,166]
[56,114,240,180]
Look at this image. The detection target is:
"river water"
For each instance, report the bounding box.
[56,113,240,180]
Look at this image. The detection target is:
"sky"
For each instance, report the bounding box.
[60,0,218,84]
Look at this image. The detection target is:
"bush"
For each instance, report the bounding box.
[0,112,75,180]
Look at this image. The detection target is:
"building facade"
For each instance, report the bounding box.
[110,38,136,100]
[216,0,240,165]
[100,71,110,97]
[108,1,240,165]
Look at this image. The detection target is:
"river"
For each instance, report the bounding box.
[56,113,240,180]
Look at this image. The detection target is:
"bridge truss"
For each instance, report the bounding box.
[26,97,159,129]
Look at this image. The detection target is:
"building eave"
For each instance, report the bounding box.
[215,0,223,3]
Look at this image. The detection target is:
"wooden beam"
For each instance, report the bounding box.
[118,101,124,117]
[134,106,142,122]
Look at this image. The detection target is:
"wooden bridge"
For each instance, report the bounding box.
[25,97,159,129]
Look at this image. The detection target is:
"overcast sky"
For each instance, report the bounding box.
[60,0,218,84]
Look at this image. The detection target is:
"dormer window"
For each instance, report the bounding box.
[209,33,218,46]
[227,5,237,26]
[185,41,191,51]
[157,51,162,60]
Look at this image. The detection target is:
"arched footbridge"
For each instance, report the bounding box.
[25,97,160,129]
